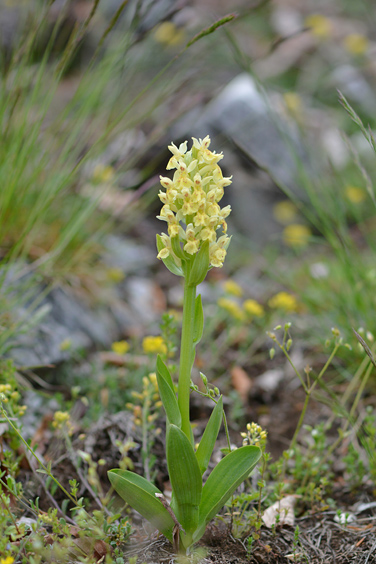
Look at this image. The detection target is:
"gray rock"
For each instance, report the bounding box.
[7,235,161,368]
[103,235,155,274]
[171,73,309,245]
[255,368,285,396]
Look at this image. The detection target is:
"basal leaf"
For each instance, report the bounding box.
[194,445,261,542]
[195,396,223,474]
[192,294,204,345]
[108,469,175,541]
[167,425,202,535]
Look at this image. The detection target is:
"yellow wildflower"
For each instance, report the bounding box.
[106,268,125,283]
[59,338,72,352]
[142,336,167,355]
[223,280,243,297]
[345,185,366,204]
[217,297,245,321]
[305,14,331,38]
[283,92,303,120]
[283,224,311,248]
[111,341,130,355]
[343,33,369,56]
[92,164,115,183]
[268,292,298,312]
[154,21,185,46]
[273,200,298,225]
[52,411,73,435]
[0,384,11,394]
[243,299,264,318]
[0,558,14,564]
[157,136,232,268]
[241,422,267,448]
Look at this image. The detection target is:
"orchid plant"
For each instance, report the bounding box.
[108,136,261,554]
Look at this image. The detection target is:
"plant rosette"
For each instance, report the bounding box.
[108,136,261,554]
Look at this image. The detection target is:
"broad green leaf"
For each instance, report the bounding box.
[188,240,209,287]
[192,295,204,345]
[157,355,174,392]
[195,396,223,475]
[156,235,184,276]
[167,425,202,534]
[156,362,181,427]
[108,469,175,541]
[194,445,261,542]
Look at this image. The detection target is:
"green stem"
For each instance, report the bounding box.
[178,270,197,440]
[289,392,311,453]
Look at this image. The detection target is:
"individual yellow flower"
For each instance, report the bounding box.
[157,136,232,269]
[345,185,366,204]
[92,164,115,183]
[283,224,311,248]
[243,299,264,318]
[111,341,130,355]
[106,268,125,283]
[268,292,298,312]
[154,21,185,46]
[283,92,303,120]
[1,557,15,564]
[273,200,298,225]
[305,14,331,38]
[217,297,245,321]
[59,338,72,351]
[343,33,369,56]
[142,336,167,355]
[223,280,243,297]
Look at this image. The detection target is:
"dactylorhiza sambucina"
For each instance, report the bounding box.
[156,136,232,270]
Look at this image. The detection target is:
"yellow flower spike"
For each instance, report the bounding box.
[345,185,366,204]
[268,292,298,312]
[283,224,311,248]
[157,136,232,270]
[243,299,264,318]
[223,280,243,297]
[343,33,369,56]
[305,14,331,38]
[142,336,167,355]
[111,341,130,355]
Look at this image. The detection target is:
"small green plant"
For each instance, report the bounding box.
[108,136,261,554]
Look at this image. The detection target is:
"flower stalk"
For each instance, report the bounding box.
[178,269,197,440]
